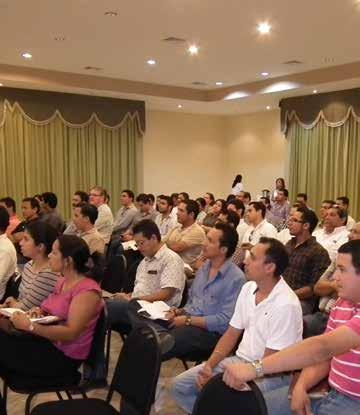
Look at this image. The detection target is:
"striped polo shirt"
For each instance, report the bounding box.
[326,298,360,399]
[18,261,59,310]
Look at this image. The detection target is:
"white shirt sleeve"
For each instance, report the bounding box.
[229,282,252,330]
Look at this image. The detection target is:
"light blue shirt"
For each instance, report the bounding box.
[184,259,245,334]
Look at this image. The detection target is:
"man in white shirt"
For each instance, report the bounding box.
[0,207,17,301]
[155,195,177,240]
[227,199,248,244]
[313,205,348,261]
[89,186,114,244]
[171,237,303,414]
[336,196,356,231]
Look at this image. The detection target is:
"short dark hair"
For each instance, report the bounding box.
[223,210,240,228]
[0,206,10,233]
[214,222,239,258]
[215,199,228,214]
[121,189,135,200]
[25,221,59,255]
[182,199,200,220]
[322,199,336,206]
[338,240,360,274]
[278,189,289,198]
[179,192,190,201]
[259,237,289,277]
[136,193,151,204]
[227,199,245,216]
[260,197,271,210]
[77,203,98,224]
[74,191,89,203]
[196,197,206,209]
[148,194,155,204]
[331,205,348,225]
[297,193,308,202]
[336,196,350,207]
[243,191,251,201]
[297,207,319,234]
[22,197,40,213]
[0,197,16,213]
[249,201,266,218]
[34,194,43,202]
[159,195,173,207]
[133,219,161,242]
[42,192,58,209]
[171,193,179,200]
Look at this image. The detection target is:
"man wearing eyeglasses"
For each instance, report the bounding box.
[283,207,330,315]
[89,186,114,244]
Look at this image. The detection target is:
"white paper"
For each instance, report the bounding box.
[137,300,170,320]
[0,308,60,324]
[121,240,138,251]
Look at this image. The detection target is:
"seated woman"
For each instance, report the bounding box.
[202,199,227,232]
[2,222,59,310]
[0,235,103,383]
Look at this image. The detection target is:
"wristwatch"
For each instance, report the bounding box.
[185,315,192,326]
[251,360,264,378]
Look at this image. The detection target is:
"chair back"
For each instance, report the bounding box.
[192,373,268,415]
[122,250,143,293]
[101,241,127,293]
[107,324,161,415]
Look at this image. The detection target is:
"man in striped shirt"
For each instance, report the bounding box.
[215,239,360,415]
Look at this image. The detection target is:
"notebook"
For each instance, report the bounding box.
[0,308,60,324]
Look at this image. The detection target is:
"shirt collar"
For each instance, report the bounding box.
[145,243,167,262]
[203,258,233,280]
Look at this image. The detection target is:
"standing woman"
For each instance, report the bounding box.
[271,177,286,201]
[231,175,244,196]
[0,235,103,388]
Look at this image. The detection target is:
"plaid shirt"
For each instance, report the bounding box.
[283,236,331,294]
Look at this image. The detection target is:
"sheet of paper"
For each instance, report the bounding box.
[122,240,138,251]
[137,300,170,320]
[0,308,60,324]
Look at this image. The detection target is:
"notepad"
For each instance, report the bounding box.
[0,308,60,324]
[122,240,138,251]
[137,300,170,320]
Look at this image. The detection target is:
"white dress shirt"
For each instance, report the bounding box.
[236,219,249,245]
[0,233,17,300]
[313,226,349,261]
[242,219,278,245]
[95,204,114,244]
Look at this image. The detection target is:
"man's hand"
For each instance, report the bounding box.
[165,308,177,321]
[291,383,312,415]
[196,363,214,389]
[168,315,187,328]
[222,362,256,391]
[113,292,132,301]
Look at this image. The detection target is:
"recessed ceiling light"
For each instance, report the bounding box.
[215,82,223,86]
[188,44,199,55]
[54,36,66,41]
[313,90,318,94]
[104,11,118,16]
[177,104,183,109]
[257,22,271,34]
[266,106,271,110]
[261,72,269,76]
[0,83,3,87]
[147,59,156,65]
[22,52,32,59]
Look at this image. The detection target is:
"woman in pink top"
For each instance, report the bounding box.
[0,235,103,382]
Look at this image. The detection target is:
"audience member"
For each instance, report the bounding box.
[63,190,90,235]
[221,239,360,415]
[39,192,65,233]
[2,222,59,310]
[271,177,286,201]
[0,197,21,237]
[202,199,227,231]
[227,199,247,243]
[196,197,207,224]
[89,186,114,244]
[270,188,291,230]
[155,195,177,240]
[336,196,356,230]
[276,203,303,245]
[217,210,240,229]
[161,223,245,361]
[106,219,185,327]
[171,192,189,219]
[171,237,303,414]
[0,207,16,302]
[283,207,331,315]
[165,200,206,267]
[260,196,278,228]
[315,199,335,231]
[313,205,349,260]
[242,191,251,207]
[73,203,105,254]
[204,192,215,213]
[296,192,312,209]
[231,174,244,196]
[112,189,137,236]
[148,193,156,209]
[0,235,104,389]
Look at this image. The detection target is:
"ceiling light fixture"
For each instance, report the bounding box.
[257,22,271,34]
[266,106,271,110]
[215,82,223,86]
[313,89,318,94]
[188,44,199,55]
[54,36,66,41]
[147,59,156,65]
[178,104,183,109]
[22,52,32,59]
[104,11,118,16]
[0,83,3,87]
[261,72,269,76]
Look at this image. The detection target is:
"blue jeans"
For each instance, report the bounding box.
[264,385,360,415]
[171,355,291,414]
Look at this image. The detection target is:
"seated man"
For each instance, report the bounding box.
[336,196,356,231]
[220,239,360,415]
[283,207,331,315]
[63,190,89,235]
[39,192,65,233]
[171,237,303,414]
[313,205,348,261]
[106,219,185,327]
[112,189,138,237]
[155,195,178,240]
[161,223,245,361]
[0,197,21,237]
[73,203,105,254]
[164,199,206,267]
[314,199,335,231]
[89,186,114,244]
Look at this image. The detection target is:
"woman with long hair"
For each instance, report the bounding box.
[231,174,244,195]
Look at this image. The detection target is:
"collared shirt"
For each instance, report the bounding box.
[95,204,114,244]
[0,233,17,300]
[155,213,178,240]
[313,226,349,261]
[270,201,291,230]
[202,212,218,228]
[113,204,138,234]
[63,221,77,235]
[283,237,331,305]
[132,244,185,307]
[6,215,21,237]
[230,277,303,361]
[164,222,206,266]
[242,219,278,245]
[184,259,246,334]
[346,215,356,231]
[132,208,158,228]
[80,227,105,254]
[39,210,65,233]
[196,211,207,225]
[236,218,249,245]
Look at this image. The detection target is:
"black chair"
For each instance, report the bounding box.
[101,249,127,294]
[180,349,213,371]
[192,373,268,415]
[0,273,21,303]
[29,324,162,415]
[2,306,109,415]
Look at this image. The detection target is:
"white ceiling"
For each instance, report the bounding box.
[1,0,360,113]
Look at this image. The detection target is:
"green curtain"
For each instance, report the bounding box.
[0,104,142,219]
[287,114,360,220]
